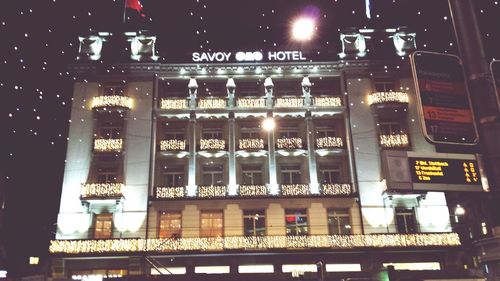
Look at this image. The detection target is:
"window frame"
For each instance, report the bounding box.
[241,165,263,185]
[327,209,352,235]
[280,165,302,185]
[161,165,185,187]
[158,212,182,239]
[200,211,224,237]
[285,209,309,236]
[202,164,224,186]
[395,207,418,234]
[243,210,266,236]
[94,213,113,239]
[319,165,341,184]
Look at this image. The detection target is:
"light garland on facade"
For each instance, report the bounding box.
[316,137,344,149]
[379,134,409,148]
[368,92,409,105]
[239,138,264,150]
[93,139,123,152]
[200,139,226,150]
[198,98,226,109]
[280,184,311,196]
[197,185,227,198]
[313,96,342,107]
[80,183,124,199]
[155,186,186,199]
[236,97,266,108]
[275,97,304,108]
[321,184,352,196]
[49,233,461,254]
[276,137,303,149]
[160,98,188,110]
[160,139,186,151]
[91,96,133,109]
[238,185,268,197]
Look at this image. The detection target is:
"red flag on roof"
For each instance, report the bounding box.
[126,0,143,12]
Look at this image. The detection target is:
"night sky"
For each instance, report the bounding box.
[1,0,499,275]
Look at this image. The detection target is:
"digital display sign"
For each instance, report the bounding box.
[409,157,480,185]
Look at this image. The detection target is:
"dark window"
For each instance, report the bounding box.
[99,121,122,139]
[202,129,223,139]
[319,165,341,184]
[162,165,185,186]
[328,209,352,234]
[243,210,266,236]
[281,165,301,184]
[202,164,224,185]
[395,207,417,234]
[285,209,308,236]
[279,127,299,138]
[241,165,263,185]
[374,80,395,92]
[316,127,337,138]
[96,166,118,183]
[103,86,125,96]
[379,121,404,135]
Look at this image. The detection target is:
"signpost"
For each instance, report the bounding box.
[410,51,479,145]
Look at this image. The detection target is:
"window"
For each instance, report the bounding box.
[162,165,185,186]
[202,128,223,139]
[202,164,224,185]
[279,127,299,138]
[99,122,122,139]
[243,210,266,236]
[285,209,308,235]
[164,129,185,140]
[94,213,113,239]
[327,209,352,235]
[240,128,261,139]
[200,211,223,237]
[395,207,417,234]
[96,166,118,183]
[281,165,301,184]
[103,86,125,96]
[379,121,404,135]
[316,127,337,138]
[374,79,395,92]
[159,212,181,238]
[241,165,263,185]
[319,165,341,184]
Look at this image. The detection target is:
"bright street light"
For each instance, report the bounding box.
[291,17,315,41]
[262,117,275,131]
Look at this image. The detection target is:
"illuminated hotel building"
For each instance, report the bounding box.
[49,30,497,280]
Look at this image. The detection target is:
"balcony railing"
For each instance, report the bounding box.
[160,139,186,151]
[275,96,304,108]
[238,185,269,197]
[90,95,133,110]
[198,97,226,109]
[93,138,123,152]
[160,98,188,110]
[313,96,342,107]
[280,184,310,196]
[238,138,264,150]
[368,92,409,105]
[154,186,186,199]
[320,183,352,196]
[315,137,344,149]
[276,137,303,149]
[49,233,461,254]
[200,139,226,150]
[379,134,409,148]
[197,185,228,198]
[236,97,266,108]
[80,183,124,199]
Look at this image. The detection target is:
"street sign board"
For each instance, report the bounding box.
[408,157,480,185]
[410,51,479,145]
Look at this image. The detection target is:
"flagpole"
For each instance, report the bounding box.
[123,0,127,24]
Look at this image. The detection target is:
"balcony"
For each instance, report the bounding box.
[238,185,269,197]
[275,96,304,108]
[90,95,133,110]
[238,138,264,150]
[320,183,352,196]
[198,97,226,109]
[276,137,303,149]
[199,139,226,150]
[93,138,123,152]
[280,184,310,196]
[160,98,188,110]
[368,92,409,105]
[160,139,186,151]
[49,233,461,254]
[315,137,344,149]
[236,97,266,108]
[197,185,228,198]
[379,134,409,148]
[154,186,186,199]
[313,96,342,107]
[80,183,124,200]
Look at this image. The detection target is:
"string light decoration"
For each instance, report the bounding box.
[80,183,124,199]
[275,97,304,108]
[160,98,188,110]
[90,96,133,109]
[160,139,186,151]
[238,185,268,197]
[313,96,342,107]
[49,233,461,254]
[281,184,311,196]
[316,137,344,149]
[197,185,228,198]
[200,139,226,150]
[239,138,264,150]
[276,137,303,149]
[155,186,186,199]
[93,139,123,152]
[321,184,352,196]
[379,134,409,148]
[368,92,409,105]
[198,98,226,109]
[236,97,266,108]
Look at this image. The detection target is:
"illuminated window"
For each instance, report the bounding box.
[162,165,185,186]
[285,209,308,236]
[243,210,266,236]
[238,265,274,274]
[158,212,181,238]
[96,166,118,183]
[374,79,395,92]
[241,165,263,185]
[395,207,417,234]
[71,269,127,279]
[319,165,341,184]
[202,164,224,186]
[94,213,113,239]
[328,209,352,235]
[200,211,223,237]
[281,165,301,184]
[194,266,230,274]
[382,262,440,271]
